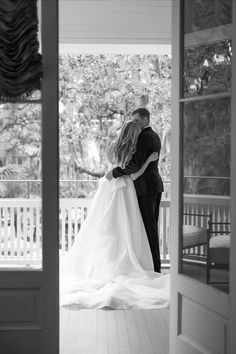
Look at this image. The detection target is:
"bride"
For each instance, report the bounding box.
[60,119,170,309]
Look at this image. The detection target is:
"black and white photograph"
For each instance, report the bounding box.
[0,0,235,353]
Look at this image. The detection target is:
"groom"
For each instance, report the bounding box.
[106,107,164,273]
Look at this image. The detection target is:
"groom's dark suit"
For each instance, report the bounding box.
[112,126,164,272]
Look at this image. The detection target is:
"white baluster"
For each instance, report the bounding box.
[36,206,41,263]
[74,206,79,238]
[67,207,72,250]
[162,206,166,260]
[61,207,66,256]
[80,206,85,225]
[29,207,34,263]
[23,207,28,263]
[3,208,8,261]
[167,205,171,259]
[10,207,15,260]
[16,207,22,260]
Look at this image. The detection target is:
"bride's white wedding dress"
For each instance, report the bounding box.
[60,171,170,309]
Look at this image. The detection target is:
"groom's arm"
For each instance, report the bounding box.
[112,133,149,178]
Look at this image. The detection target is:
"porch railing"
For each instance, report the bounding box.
[0,199,41,267]
[0,195,230,267]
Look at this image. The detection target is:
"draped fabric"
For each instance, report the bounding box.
[60,176,170,309]
[0,0,42,101]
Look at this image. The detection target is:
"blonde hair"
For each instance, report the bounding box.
[114,120,141,168]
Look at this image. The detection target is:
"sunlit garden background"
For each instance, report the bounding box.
[0,47,231,270]
[0,54,172,198]
[1,47,231,199]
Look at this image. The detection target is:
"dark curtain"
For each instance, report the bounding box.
[0,0,43,101]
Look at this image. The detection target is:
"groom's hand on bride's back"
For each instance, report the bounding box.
[105,170,113,180]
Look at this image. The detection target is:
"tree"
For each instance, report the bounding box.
[0,54,172,198]
[0,103,41,197]
[59,54,172,197]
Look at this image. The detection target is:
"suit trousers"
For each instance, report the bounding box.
[137,193,162,273]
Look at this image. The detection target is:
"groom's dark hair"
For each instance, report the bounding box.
[132,107,150,122]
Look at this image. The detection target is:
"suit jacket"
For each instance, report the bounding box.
[112,127,164,196]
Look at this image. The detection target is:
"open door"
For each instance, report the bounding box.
[170,0,236,353]
[0,1,59,353]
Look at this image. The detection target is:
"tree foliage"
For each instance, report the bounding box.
[0,104,41,197]
[59,54,171,197]
[1,54,172,198]
[0,46,231,198]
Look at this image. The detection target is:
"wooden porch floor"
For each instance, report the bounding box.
[60,307,169,354]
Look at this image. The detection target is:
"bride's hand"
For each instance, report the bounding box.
[105,170,113,180]
[147,152,159,163]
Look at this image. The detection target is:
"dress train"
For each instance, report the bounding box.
[60,176,170,309]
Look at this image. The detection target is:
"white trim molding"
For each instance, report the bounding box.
[59,43,172,55]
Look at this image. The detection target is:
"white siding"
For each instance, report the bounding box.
[59,0,171,45]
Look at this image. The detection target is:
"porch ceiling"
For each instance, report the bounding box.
[59,0,172,53]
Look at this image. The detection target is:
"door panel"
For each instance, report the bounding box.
[0,288,41,329]
[0,1,58,353]
[179,294,227,354]
[170,0,235,353]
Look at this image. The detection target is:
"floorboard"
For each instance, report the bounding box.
[106,310,120,354]
[60,307,169,354]
[124,310,143,354]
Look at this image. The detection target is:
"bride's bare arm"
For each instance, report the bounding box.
[130,152,158,181]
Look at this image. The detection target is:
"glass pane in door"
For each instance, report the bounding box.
[183,40,232,98]
[0,103,42,269]
[180,0,232,293]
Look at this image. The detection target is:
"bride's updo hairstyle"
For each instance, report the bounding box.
[114,120,141,168]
